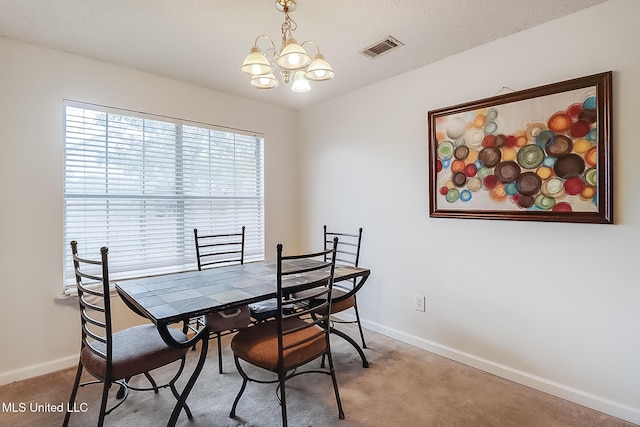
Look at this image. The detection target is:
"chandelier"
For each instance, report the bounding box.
[240,0,335,93]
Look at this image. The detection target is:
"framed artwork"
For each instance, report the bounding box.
[428,71,613,224]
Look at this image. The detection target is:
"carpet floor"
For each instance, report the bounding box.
[0,325,635,427]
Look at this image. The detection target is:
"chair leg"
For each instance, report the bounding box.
[63,361,84,426]
[217,331,223,374]
[326,350,345,420]
[352,296,367,349]
[115,380,128,399]
[104,381,129,416]
[97,380,111,427]
[279,370,288,427]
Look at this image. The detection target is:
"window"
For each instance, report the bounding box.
[63,101,264,289]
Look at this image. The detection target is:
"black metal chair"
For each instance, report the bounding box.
[295,225,368,367]
[324,226,366,345]
[192,226,251,374]
[64,241,193,427]
[229,239,344,427]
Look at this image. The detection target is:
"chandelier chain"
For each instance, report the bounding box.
[280,11,297,49]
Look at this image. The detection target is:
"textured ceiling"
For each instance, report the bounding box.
[0,0,609,110]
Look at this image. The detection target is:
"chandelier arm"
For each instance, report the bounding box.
[253,34,279,68]
[299,40,320,55]
[254,35,277,52]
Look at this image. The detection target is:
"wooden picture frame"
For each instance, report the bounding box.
[428,71,613,224]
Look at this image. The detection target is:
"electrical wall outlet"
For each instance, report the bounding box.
[415,294,426,312]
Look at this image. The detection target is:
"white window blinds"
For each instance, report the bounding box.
[63,101,265,288]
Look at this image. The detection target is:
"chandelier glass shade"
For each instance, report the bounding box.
[291,70,311,93]
[241,0,334,92]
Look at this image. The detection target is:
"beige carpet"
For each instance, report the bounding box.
[0,325,635,427]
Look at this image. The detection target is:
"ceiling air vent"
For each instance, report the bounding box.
[360,36,404,58]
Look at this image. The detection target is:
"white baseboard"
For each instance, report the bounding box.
[352,316,640,425]
[0,355,78,386]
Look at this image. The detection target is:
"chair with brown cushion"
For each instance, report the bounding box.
[192,226,251,373]
[229,239,344,427]
[64,241,193,427]
[295,225,368,367]
[325,226,366,345]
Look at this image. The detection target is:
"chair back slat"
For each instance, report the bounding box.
[194,226,245,270]
[79,295,105,313]
[83,328,107,348]
[81,309,105,327]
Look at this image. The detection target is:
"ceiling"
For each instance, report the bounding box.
[0,0,609,110]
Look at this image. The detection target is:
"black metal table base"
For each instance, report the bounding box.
[157,325,210,427]
[331,327,369,368]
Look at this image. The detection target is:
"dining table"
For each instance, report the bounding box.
[115,259,370,427]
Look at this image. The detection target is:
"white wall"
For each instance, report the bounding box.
[298,0,640,423]
[0,37,299,382]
